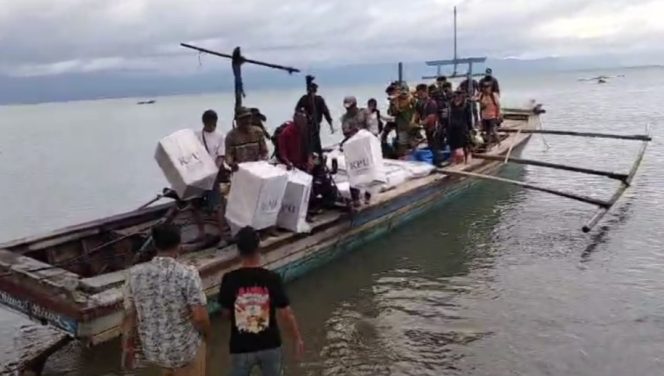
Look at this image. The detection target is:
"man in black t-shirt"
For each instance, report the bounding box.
[218,227,304,376]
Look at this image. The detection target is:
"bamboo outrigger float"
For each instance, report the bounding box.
[448,124,651,233]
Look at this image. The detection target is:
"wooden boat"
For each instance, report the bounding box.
[0,108,539,346]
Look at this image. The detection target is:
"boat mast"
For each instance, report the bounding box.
[453,6,457,76]
[422,7,486,81]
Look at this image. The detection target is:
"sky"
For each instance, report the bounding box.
[0,0,662,78]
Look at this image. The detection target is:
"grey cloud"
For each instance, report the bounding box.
[0,0,661,76]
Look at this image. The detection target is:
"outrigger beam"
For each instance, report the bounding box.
[422,73,484,80]
[441,170,612,208]
[180,43,300,74]
[180,43,300,116]
[473,154,630,182]
[582,128,650,232]
[498,128,652,142]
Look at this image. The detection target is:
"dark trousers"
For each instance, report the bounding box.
[309,122,322,155]
[482,119,500,144]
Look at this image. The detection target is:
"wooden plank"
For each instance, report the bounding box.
[441,170,612,208]
[474,154,629,181]
[498,128,652,141]
[582,130,650,232]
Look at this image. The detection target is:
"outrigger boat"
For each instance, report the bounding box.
[0,8,652,374]
[0,106,651,349]
[0,108,540,346]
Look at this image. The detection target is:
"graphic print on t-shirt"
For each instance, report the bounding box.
[234,286,270,334]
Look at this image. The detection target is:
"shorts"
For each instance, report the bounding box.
[230,347,282,376]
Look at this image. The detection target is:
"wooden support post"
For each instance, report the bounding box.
[441,170,612,208]
[473,154,629,182]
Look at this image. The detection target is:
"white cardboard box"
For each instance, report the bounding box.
[343,129,386,186]
[225,161,288,234]
[154,129,218,200]
[277,169,313,233]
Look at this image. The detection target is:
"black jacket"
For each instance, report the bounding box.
[295,94,333,126]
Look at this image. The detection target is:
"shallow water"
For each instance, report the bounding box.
[1,67,663,375]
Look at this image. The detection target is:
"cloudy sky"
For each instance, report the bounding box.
[0,0,662,77]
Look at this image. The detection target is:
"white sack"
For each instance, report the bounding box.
[225,161,288,234]
[382,165,411,191]
[155,129,218,200]
[277,169,313,233]
[343,129,386,186]
[383,159,435,178]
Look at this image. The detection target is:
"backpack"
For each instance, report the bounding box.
[270,121,291,161]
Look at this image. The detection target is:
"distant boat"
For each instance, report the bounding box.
[137,100,156,105]
[578,74,624,84]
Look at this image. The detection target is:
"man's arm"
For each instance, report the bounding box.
[258,133,269,160]
[278,307,304,359]
[185,269,211,341]
[273,274,303,360]
[320,98,334,129]
[225,135,236,169]
[191,304,211,341]
[277,129,293,168]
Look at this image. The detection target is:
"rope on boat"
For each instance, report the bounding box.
[537,117,551,150]
[504,128,522,163]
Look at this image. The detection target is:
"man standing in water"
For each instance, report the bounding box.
[192,109,228,241]
[225,107,269,171]
[218,226,304,376]
[295,81,335,155]
[122,224,210,376]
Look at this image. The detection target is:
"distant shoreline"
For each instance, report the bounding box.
[0,64,661,107]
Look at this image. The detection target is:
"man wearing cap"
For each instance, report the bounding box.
[225,107,269,171]
[479,68,500,95]
[388,87,418,157]
[340,96,370,139]
[192,109,228,241]
[295,83,335,155]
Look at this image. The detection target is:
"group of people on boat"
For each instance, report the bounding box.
[187,68,504,241]
[121,68,504,376]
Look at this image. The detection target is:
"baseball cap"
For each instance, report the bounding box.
[343,96,357,108]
